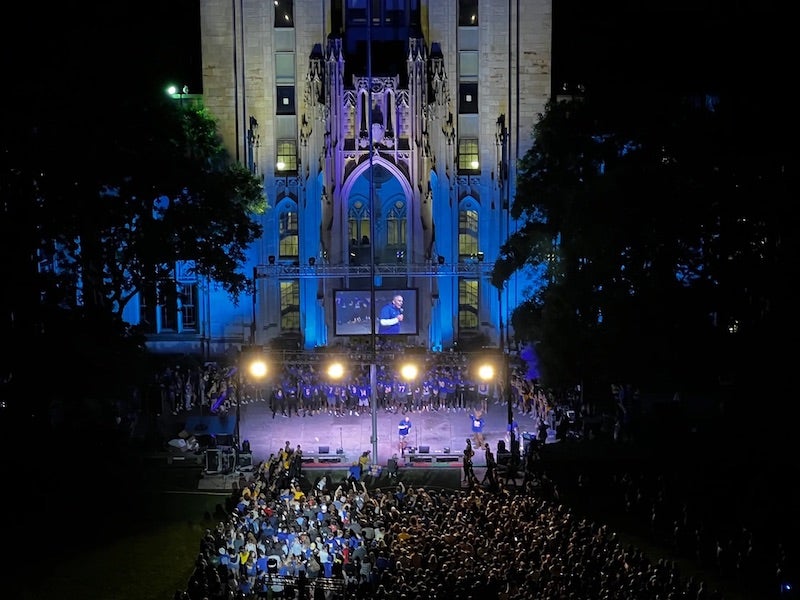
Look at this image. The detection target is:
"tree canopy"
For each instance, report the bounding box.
[29,94,265,317]
[2,87,265,414]
[494,93,796,400]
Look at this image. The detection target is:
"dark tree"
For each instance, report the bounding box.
[494,93,796,402]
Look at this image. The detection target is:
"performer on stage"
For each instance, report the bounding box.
[469,410,486,447]
[398,415,412,456]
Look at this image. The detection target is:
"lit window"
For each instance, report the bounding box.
[276,139,297,173]
[348,200,371,245]
[458,138,480,173]
[279,209,298,258]
[458,208,478,258]
[280,280,300,331]
[458,279,479,329]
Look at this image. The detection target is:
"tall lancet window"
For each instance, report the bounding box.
[279,203,299,259]
[386,199,406,246]
[348,200,371,246]
[458,206,479,259]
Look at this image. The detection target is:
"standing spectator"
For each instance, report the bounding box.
[358,450,371,478]
[537,416,549,445]
[481,442,497,487]
[462,438,475,484]
[506,415,520,450]
[289,445,303,481]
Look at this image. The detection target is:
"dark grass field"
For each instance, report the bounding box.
[13,453,461,600]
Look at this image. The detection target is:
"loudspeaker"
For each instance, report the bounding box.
[205,448,221,473]
[215,433,234,448]
[318,445,330,454]
[418,445,430,454]
[238,452,253,470]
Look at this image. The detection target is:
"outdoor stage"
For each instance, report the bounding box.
[229,398,552,469]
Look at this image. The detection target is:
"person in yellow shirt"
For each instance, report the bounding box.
[238,547,251,577]
[358,450,371,477]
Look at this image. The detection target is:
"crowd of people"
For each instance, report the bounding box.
[151,343,556,429]
[175,433,748,600]
[155,343,796,600]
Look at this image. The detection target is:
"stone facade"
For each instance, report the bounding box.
[146,0,551,356]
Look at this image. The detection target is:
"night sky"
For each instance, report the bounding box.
[552,0,791,96]
[7,1,789,102]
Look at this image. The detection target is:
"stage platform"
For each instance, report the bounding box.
[163,399,557,492]
[230,403,554,469]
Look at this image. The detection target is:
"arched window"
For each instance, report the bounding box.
[280,280,300,331]
[386,199,406,245]
[458,278,479,330]
[348,199,370,245]
[279,203,299,258]
[458,205,478,259]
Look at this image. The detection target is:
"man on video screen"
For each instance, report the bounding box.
[378,294,404,334]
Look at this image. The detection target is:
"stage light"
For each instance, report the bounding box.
[268,255,276,265]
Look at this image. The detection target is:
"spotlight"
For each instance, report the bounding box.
[396,250,405,263]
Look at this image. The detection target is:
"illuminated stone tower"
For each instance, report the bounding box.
[152,0,551,355]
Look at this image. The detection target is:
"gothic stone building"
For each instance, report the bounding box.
[141,0,551,357]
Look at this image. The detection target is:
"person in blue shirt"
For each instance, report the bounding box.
[397,415,411,455]
[469,410,485,447]
[378,294,404,334]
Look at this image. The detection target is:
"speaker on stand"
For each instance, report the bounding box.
[205,448,221,473]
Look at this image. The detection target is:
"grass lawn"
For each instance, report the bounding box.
[16,457,226,600]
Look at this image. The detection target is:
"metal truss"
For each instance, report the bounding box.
[254,261,493,280]
[256,574,347,591]
[244,347,496,367]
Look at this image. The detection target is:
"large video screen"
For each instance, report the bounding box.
[334,288,419,336]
